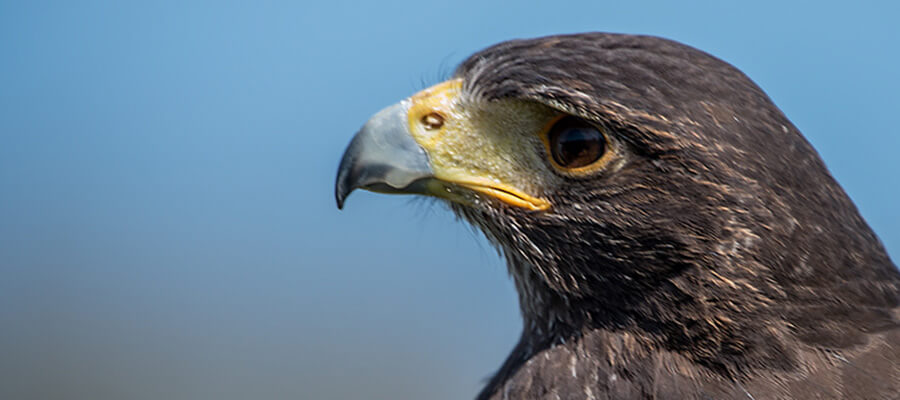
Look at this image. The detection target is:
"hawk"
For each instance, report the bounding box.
[335,33,900,399]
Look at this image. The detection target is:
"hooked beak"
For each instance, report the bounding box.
[335,80,551,212]
[334,101,433,209]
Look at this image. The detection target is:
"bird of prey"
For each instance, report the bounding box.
[334,33,900,399]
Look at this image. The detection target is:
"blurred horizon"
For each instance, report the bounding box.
[1,1,898,399]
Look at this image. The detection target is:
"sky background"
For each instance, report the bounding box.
[1,1,898,399]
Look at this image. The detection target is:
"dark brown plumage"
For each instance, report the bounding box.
[337,33,900,399]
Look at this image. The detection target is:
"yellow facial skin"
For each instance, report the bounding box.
[405,80,560,211]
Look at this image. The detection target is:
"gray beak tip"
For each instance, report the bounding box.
[335,191,346,210]
[334,145,358,210]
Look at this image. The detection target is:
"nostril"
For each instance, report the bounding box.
[421,112,444,130]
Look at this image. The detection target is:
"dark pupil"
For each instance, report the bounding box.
[549,118,605,168]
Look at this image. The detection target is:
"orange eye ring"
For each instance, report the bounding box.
[540,115,614,175]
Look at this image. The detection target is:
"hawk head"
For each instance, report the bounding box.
[335,33,899,398]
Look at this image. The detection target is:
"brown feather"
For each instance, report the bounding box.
[448,33,900,400]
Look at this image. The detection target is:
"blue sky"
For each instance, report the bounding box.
[1,1,898,399]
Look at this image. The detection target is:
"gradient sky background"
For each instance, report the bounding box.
[1,1,898,399]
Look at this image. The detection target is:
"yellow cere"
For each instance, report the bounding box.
[405,79,559,211]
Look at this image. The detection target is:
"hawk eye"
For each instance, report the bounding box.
[547,117,606,169]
